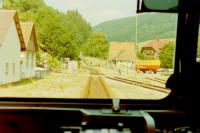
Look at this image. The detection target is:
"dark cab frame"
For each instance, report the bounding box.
[0,0,199,132]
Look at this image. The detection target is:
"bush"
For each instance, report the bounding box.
[47,55,62,71]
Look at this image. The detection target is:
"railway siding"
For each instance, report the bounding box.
[82,65,170,99]
[104,78,170,99]
[145,77,166,84]
[106,76,170,93]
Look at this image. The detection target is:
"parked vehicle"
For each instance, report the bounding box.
[134,60,160,73]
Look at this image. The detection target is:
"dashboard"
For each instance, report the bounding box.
[0,100,193,133]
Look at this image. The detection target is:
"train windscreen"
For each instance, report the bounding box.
[0,0,177,99]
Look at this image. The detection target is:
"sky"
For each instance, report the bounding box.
[44,0,137,26]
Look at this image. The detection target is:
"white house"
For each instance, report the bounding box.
[108,42,136,70]
[0,10,26,84]
[20,22,38,79]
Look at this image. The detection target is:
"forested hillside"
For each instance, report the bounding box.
[3,0,199,70]
[2,0,110,70]
[3,0,94,63]
[93,13,178,42]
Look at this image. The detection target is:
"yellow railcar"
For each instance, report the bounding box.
[134,60,160,73]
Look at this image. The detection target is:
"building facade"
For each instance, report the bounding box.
[108,42,136,72]
[0,10,37,85]
[141,39,169,59]
[20,22,38,79]
[0,10,26,84]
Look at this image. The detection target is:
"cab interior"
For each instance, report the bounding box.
[0,0,199,132]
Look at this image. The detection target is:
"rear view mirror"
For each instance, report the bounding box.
[137,0,178,13]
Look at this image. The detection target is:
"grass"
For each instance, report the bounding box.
[0,78,41,88]
[0,59,170,99]
[0,72,88,98]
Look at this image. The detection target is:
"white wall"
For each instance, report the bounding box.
[68,60,78,73]
[116,61,133,68]
[20,52,26,79]
[23,52,36,78]
[0,20,21,84]
[116,61,134,73]
[22,34,36,79]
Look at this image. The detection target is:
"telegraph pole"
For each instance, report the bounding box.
[134,14,138,74]
[135,14,138,50]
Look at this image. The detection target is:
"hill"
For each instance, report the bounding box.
[93,13,178,43]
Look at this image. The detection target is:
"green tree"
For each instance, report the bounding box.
[3,0,45,20]
[64,10,92,47]
[2,0,15,9]
[197,36,200,58]
[2,0,92,68]
[47,55,62,71]
[159,41,175,68]
[82,32,108,59]
[136,51,146,60]
[14,0,44,12]
[29,7,78,59]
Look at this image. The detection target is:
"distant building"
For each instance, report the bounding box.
[0,10,26,84]
[68,60,78,73]
[141,39,169,59]
[108,42,136,70]
[20,22,38,79]
[35,67,50,78]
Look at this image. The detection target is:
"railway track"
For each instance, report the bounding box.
[155,77,167,82]
[81,75,111,99]
[105,76,170,94]
[145,77,166,84]
[83,66,169,96]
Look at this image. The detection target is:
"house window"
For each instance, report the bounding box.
[26,53,29,68]
[5,63,9,75]
[12,63,15,75]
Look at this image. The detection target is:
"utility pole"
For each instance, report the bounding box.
[135,14,138,50]
[134,14,138,74]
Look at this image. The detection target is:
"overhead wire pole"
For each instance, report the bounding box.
[135,0,140,51]
[133,8,139,74]
[136,14,138,51]
[134,3,139,74]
